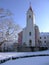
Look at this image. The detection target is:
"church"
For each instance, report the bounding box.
[18,5,39,48]
[0,5,48,52]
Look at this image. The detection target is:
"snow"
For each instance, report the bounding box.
[1,56,49,65]
[0,52,25,60]
[0,50,49,65]
[0,50,49,59]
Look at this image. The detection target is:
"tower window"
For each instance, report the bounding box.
[29,32,31,36]
[29,15,31,18]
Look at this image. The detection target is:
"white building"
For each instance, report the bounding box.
[18,5,49,49]
[22,5,35,47]
[18,5,40,48]
[39,32,49,47]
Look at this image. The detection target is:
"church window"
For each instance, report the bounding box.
[29,32,31,36]
[29,40,32,46]
[29,15,31,18]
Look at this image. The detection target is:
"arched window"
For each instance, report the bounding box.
[29,40,32,46]
[29,32,31,36]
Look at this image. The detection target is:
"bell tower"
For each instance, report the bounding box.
[26,4,35,47]
[22,3,35,47]
[26,3,34,27]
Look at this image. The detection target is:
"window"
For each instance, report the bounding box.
[29,15,31,18]
[44,41,46,43]
[29,40,32,43]
[44,37,46,39]
[40,37,41,39]
[29,40,32,46]
[29,32,31,36]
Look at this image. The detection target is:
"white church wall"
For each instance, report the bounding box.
[22,6,35,47]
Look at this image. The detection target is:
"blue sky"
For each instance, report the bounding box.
[0,0,49,32]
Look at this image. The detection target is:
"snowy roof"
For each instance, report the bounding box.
[40,32,49,36]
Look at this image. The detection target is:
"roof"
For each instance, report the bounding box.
[29,6,32,11]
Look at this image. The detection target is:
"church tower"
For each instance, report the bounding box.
[22,4,35,47]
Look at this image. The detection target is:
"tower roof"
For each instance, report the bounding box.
[29,6,32,11]
[27,2,33,13]
[28,2,33,12]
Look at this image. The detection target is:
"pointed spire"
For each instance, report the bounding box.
[29,1,32,11]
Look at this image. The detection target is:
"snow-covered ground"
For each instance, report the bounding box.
[0,50,49,65]
[0,50,49,60]
[2,56,49,65]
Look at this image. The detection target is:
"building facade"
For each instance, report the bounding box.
[39,32,49,47]
[18,6,49,49]
[18,5,39,47]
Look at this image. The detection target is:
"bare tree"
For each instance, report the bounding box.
[0,8,21,46]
